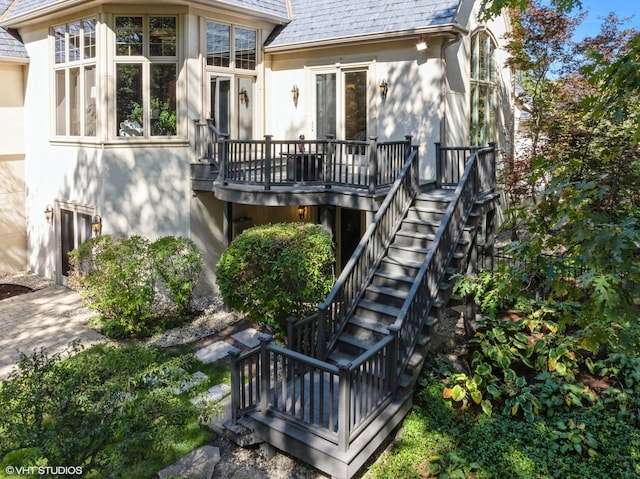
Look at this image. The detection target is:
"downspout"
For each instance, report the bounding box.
[439,32,462,147]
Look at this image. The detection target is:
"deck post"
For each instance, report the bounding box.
[218,133,229,184]
[317,308,327,359]
[286,316,297,351]
[227,346,242,424]
[325,134,335,188]
[435,142,442,188]
[337,360,352,453]
[264,135,272,191]
[387,324,400,392]
[259,333,273,416]
[368,136,378,194]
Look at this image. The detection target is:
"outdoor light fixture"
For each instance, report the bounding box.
[239,88,248,106]
[291,84,299,108]
[91,215,102,236]
[416,37,428,52]
[379,80,389,101]
[44,204,54,225]
[297,205,306,221]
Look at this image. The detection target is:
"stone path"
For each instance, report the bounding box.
[0,286,105,380]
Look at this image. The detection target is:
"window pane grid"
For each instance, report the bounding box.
[206,22,230,67]
[149,16,177,57]
[53,18,97,137]
[235,27,256,70]
[116,16,143,56]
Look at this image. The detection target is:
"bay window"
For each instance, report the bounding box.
[53,18,97,137]
[115,15,177,137]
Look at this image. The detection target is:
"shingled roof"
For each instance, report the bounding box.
[265,0,462,49]
[0,0,289,22]
[0,0,27,59]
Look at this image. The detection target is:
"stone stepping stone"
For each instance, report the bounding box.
[157,445,220,479]
[231,327,261,348]
[171,371,208,394]
[190,383,231,405]
[194,341,234,364]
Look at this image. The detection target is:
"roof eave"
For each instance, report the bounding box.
[2,0,291,28]
[264,23,467,54]
[0,55,29,63]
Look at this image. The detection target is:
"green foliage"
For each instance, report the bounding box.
[151,236,204,317]
[69,235,203,338]
[128,97,177,136]
[0,343,214,478]
[365,377,640,479]
[216,223,334,337]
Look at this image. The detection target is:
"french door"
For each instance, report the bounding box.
[314,68,368,140]
[207,73,254,139]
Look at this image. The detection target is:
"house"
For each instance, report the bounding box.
[0,0,512,290]
[0,1,512,476]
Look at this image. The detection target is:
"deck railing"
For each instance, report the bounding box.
[216,135,413,192]
[193,119,228,166]
[229,333,397,451]
[436,142,496,193]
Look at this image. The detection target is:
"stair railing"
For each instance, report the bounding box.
[392,145,494,379]
[315,141,419,358]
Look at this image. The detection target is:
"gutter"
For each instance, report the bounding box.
[264,23,468,54]
[2,0,291,28]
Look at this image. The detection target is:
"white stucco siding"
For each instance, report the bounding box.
[19,23,192,280]
[266,41,444,180]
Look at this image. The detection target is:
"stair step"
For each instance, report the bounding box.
[372,270,415,289]
[327,349,358,365]
[338,331,381,350]
[357,300,401,318]
[365,284,408,302]
[349,315,392,335]
[408,352,425,370]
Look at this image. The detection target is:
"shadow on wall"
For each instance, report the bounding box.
[0,157,27,272]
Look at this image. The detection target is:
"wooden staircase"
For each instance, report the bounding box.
[327,189,477,368]
[225,144,497,479]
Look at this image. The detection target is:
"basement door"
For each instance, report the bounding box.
[57,203,94,285]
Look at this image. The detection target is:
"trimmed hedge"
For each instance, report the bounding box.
[216,222,334,337]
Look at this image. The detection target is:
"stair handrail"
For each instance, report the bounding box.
[390,145,494,379]
[316,142,419,357]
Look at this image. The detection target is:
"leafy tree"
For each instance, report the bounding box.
[216,223,334,337]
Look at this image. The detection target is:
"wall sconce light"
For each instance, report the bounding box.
[416,37,428,52]
[91,215,102,236]
[297,205,306,221]
[291,84,299,108]
[44,204,54,225]
[379,80,389,102]
[239,88,248,106]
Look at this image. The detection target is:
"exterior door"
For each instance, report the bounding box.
[313,68,367,140]
[58,205,93,285]
[207,73,253,139]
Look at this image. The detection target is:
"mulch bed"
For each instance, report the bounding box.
[0,283,34,301]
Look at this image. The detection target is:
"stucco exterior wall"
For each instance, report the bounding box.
[0,63,27,272]
[266,40,443,180]
[20,24,192,281]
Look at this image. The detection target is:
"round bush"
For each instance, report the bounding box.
[216,222,335,336]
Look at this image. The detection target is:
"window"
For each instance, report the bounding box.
[115,15,177,137]
[206,21,256,70]
[53,18,97,137]
[470,31,496,146]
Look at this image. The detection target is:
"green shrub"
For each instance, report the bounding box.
[0,343,214,478]
[151,236,204,317]
[69,235,203,338]
[216,222,334,337]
